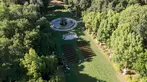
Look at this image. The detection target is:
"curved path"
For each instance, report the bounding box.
[50,18,78,31]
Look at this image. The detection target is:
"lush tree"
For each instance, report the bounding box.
[110,5,147,77]
[79,0,91,10]
[134,50,147,77]
[83,3,147,79]
[83,12,96,33]
[0,2,9,19]
[0,1,50,81]
[20,48,42,79]
[20,48,58,81]
[97,10,119,43]
[80,0,147,13]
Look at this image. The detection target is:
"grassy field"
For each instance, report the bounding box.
[75,32,120,82]
[47,5,120,82]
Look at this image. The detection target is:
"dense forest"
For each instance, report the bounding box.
[0,0,61,81]
[65,0,147,81]
[0,0,147,82]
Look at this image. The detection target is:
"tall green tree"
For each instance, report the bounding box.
[20,48,42,79]
[0,1,44,81]
[110,5,147,77]
[20,48,58,81]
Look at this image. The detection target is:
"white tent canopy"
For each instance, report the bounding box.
[63,33,78,40]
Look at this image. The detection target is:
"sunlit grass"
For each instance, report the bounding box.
[47,5,120,82]
[70,32,120,82]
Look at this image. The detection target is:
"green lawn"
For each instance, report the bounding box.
[74,32,120,82]
[52,28,120,82]
[47,6,120,82]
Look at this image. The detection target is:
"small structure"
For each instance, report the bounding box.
[66,65,70,71]
[60,17,67,26]
[123,68,127,75]
[123,62,128,75]
[62,32,78,40]
[109,51,113,58]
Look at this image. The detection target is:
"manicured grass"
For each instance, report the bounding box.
[74,32,120,82]
[47,5,120,82]
[52,27,120,82]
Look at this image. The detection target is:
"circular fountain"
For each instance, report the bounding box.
[50,17,77,31]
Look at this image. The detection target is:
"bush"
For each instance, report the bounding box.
[140,77,147,82]
[125,75,132,82]
[113,64,121,72]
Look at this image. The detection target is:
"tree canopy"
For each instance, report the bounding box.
[82,3,147,81]
[0,0,60,81]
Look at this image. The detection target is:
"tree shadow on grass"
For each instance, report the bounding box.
[71,24,86,36]
[72,65,106,82]
[46,10,74,21]
[76,39,96,62]
[60,43,104,82]
[78,74,106,82]
[47,5,106,82]
[48,5,65,11]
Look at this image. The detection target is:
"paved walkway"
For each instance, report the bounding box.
[50,18,78,31]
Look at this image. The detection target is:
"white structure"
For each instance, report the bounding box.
[123,68,127,75]
[50,18,78,31]
[109,51,113,58]
[66,65,70,71]
[63,32,78,40]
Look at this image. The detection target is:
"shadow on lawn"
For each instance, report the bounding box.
[76,39,96,62]
[48,5,65,11]
[78,73,106,82]
[45,5,81,22]
[60,40,103,82]
[72,25,85,36]
[46,9,74,21]
[73,65,106,82]
[46,5,105,82]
